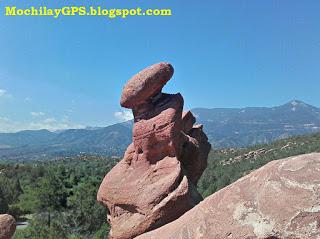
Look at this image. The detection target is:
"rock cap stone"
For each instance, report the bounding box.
[120,62,174,108]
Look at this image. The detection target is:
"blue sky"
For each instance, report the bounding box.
[0,0,320,132]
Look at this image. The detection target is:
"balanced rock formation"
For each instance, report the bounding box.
[0,214,16,239]
[97,62,211,239]
[137,153,320,239]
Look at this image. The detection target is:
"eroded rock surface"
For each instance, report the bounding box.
[136,153,320,239]
[120,62,174,109]
[97,62,211,239]
[0,214,16,239]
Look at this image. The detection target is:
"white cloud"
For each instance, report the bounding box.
[28,117,84,132]
[114,110,133,122]
[43,117,56,123]
[0,89,6,97]
[31,111,46,117]
[0,89,12,98]
[0,117,21,132]
[24,97,32,102]
[62,115,69,123]
[0,116,85,133]
[0,117,9,122]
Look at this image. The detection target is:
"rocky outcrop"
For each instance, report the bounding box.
[97,62,211,239]
[0,214,16,239]
[136,153,320,239]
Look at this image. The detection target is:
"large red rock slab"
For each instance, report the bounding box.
[120,62,174,109]
[0,214,16,239]
[136,153,320,239]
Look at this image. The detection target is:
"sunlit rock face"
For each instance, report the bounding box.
[136,153,320,239]
[97,62,211,239]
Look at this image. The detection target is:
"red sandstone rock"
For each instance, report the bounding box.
[136,153,320,239]
[120,62,174,109]
[97,63,211,239]
[182,111,196,133]
[180,124,211,185]
[98,156,201,239]
[0,214,16,239]
[132,93,184,163]
[97,93,203,239]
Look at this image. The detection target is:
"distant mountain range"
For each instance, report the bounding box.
[192,100,320,148]
[0,122,133,161]
[0,100,319,161]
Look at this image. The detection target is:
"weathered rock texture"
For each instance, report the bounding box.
[0,214,16,239]
[136,153,320,239]
[97,62,211,239]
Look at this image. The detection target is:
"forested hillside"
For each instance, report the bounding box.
[0,132,319,238]
[198,132,320,197]
[0,156,118,239]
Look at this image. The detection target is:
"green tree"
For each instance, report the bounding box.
[18,169,67,226]
[0,176,23,205]
[66,178,107,234]
[13,214,69,239]
[0,187,9,213]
